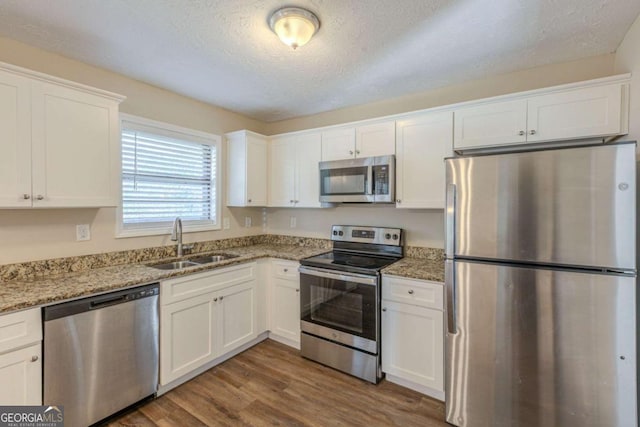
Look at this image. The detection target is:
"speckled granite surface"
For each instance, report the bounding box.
[382,258,445,282]
[0,244,331,314]
[0,235,331,282]
[0,235,444,314]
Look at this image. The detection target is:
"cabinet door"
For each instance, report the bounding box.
[294,132,322,208]
[454,99,527,150]
[381,300,444,392]
[270,277,301,344]
[0,343,42,405]
[160,293,216,385]
[246,134,268,206]
[526,84,623,143]
[396,112,453,209]
[0,70,31,208]
[321,128,355,161]
[31,81,119,207]
[269,136,296,207]
[218,281,257,356]
[356,121,395,157]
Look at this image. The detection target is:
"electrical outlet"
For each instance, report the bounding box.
[244,216,252,228]
[223,218,230,229]
[76,224,91,241]
[289,216,297,228]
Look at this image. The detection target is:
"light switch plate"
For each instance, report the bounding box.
[289,216,297,228]
[223,218,230,229]
[76,224,91,241]
[244,216,252,228]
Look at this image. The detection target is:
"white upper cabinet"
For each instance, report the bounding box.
[453,99,527,150]
[321,121,395,161]
[269,132,321,208]
[395,112,453,209]
[454,82,628,151]
[526,84,624,143]
[227,130,268,207]
[356,121,396,157]
[0,65,124,209]
[321,128,355,161]
[0,70,31,208]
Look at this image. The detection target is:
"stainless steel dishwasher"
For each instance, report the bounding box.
[43,283,159,427]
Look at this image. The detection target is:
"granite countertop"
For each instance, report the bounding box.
[0,240,445,314]
[382,257,445,282]
[0,244,330,314]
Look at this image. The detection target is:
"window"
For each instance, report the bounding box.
[117,114,221,237]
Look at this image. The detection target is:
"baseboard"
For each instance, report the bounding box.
[384,373,445,401]
[268,332,300,350]
[157,331,269,395]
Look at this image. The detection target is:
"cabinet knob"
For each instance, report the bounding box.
[295,200,299,203]
[31,355,39,362]
[356,150,361,155]
[396,199,401,203]
[220,296,224,300]
[290,200,294,204]
[36,195,44,200]
[349,150,354,155]
[529,130,537,135]
[284,268,288,272]
[296,289,300,293]
[408,289,414,295]
[518,130,525,136]
[214,297,218,302]
[382,308,387,312]
[247,199,252,203]
[23,194,31,200]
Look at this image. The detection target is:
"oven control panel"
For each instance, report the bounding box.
[331,225,402,246]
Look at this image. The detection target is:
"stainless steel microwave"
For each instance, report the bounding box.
[319,155,395,203]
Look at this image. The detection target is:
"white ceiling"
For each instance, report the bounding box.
[0,0,638,122]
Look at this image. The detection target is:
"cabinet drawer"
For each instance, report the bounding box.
[272,260,299,280]
[382,276,443,310]
[161,263,256,305]
[0,308,42,354]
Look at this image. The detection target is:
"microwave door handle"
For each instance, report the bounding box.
[367,166,374,196]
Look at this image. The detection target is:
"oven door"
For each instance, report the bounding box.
[299,266,379,354]
[319,157,374,203]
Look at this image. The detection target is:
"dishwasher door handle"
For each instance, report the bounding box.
[90,294,128,309]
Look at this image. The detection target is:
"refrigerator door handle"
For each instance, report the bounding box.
[445,259,456,334]
[445,183,456,258]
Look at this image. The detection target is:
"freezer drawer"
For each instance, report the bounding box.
[445,142,636,270]
[445,260,637,427]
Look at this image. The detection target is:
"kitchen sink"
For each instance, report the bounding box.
[188,254,239,264]
[149,253,239,270]
[150,260,199,270]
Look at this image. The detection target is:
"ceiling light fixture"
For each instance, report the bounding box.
[269,7,320,50]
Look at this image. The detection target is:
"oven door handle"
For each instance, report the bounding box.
[298,266,378,286]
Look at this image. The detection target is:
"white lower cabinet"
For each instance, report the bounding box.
[381,275,444,400]
[160,263,258,386]
[268,259,300,347]
[0,308,42,405]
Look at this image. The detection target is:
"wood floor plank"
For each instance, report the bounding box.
[109,339,447,427]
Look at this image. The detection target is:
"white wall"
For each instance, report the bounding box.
[0,37,266,264]
[615,13,640,142]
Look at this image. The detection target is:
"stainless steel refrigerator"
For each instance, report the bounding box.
[444,142,637,427]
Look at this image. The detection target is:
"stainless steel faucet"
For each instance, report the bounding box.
[171,217,184,257]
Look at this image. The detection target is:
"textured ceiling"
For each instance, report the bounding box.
[0,0,638,122]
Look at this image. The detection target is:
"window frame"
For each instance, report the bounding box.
[116,113,222,238]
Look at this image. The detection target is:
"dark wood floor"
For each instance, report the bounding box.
[107,339,447,426]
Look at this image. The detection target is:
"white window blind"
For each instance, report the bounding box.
[121,121,217,231]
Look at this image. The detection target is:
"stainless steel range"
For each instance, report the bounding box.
[299,225,403,383]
